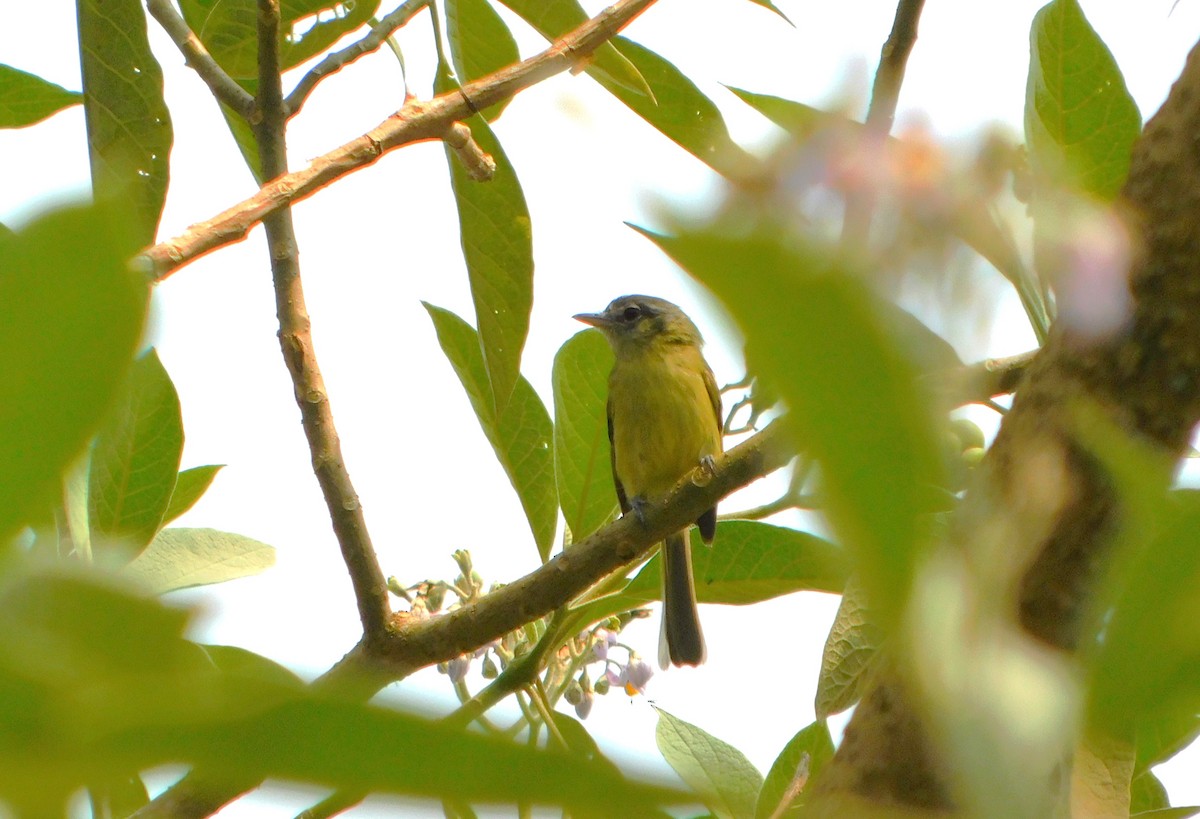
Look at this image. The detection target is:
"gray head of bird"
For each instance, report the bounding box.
[573,295,705,351]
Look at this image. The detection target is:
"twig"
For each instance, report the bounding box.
[253,0,392,642]
[131,421,793,818]
[445,120,497,181]
[143,0,659,279]
[840,0,927,253]
[146,0,257,119]
[285,0,429,117]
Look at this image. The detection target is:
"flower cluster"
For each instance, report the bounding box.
[391,550,656,722]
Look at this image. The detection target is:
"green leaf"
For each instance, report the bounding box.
[1025,0,1141,200]
[635,224,942,623]
[199,644,305,690]
[574,522,848,637]
[594,37,753,178]
[743,0,792,24]
[725,86,827,139]
[424,304,557,560]
[496,0,651,99]
[443,109,534,418]
[219,95,264,184]
[445,0,520,121]
[553,329,618,542]
[162,465,225,526]
[89,350,185,562]
[89,773,150,817]
[755,721,834,818]
[1135,711,1200,773]
[122,528,276,595]
[61,453,93,561]
[1078,424,1200,734]
[0,204,148,541]
[78,0,173,245]
[0,64,81,128]
[179,0,381,79]
[1131,770,1170,814]
[1133,810,1200,819]
[0,567,686,814]
[549,711,622,776]
[655,707,763,819]
[815,578,879,719]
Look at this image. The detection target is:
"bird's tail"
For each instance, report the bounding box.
[659,531,706,668]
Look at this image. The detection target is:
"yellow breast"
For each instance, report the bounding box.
[609,344,722,499]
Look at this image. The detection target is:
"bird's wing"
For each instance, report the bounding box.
[607,396,630,514]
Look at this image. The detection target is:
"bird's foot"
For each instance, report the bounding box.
[692,454,718,487]
[628,496,650,527]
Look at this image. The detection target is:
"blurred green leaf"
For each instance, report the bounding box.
[89,350,184,562]
[656,707,762,819]
[61,453,93,561]
[1025,0,1141,200]
[89,773,149,817]
[0,567,685,814]
[179,0,381,80]
[574,522,848,635]
[1131,770,1170,814]
[424,304,557,560]
[0,204,148,541]
[553,329,618,542]
[815,578,878,719]
[549,711,622,777]
[122,528,276,595]
[636,224,942,622]
[1133,809,1200,819]
[1088,492,1200,733]
[496,0,651,98]
[1135,710,1200,773]
[441,103,533,418]
[199,644,305,690]
[0,64,81,128]
[78,0,172,245]
[445,0,520,120]
[755,720,834,818]
[595,37,753,178]
[162,465,225,526]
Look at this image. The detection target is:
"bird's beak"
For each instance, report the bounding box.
[573,312,611,328]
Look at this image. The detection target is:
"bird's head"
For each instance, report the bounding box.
[573,295,704,352]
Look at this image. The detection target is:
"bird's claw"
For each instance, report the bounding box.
[692,455,718,487]
[629,496,650,527]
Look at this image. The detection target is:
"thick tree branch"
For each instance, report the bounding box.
[132,421,793,817]
[146,0,257,119]
[143,0,657,279]
[841,0,927,252]
[813,30,1200,817]
[249,0,392,642]
[284,0,429,117]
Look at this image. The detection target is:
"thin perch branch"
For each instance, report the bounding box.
[284,0,430,117]
[146,0,257,119]
[254,0,391,641]
[143,0,659,279]
[840,0,927,253]
[130,421,793,818]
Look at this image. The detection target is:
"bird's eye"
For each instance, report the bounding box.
[621,306,641,321]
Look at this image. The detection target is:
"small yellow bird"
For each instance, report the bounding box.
[574,295,723,667]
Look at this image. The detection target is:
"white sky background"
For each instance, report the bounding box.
[3,0,1200,814]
